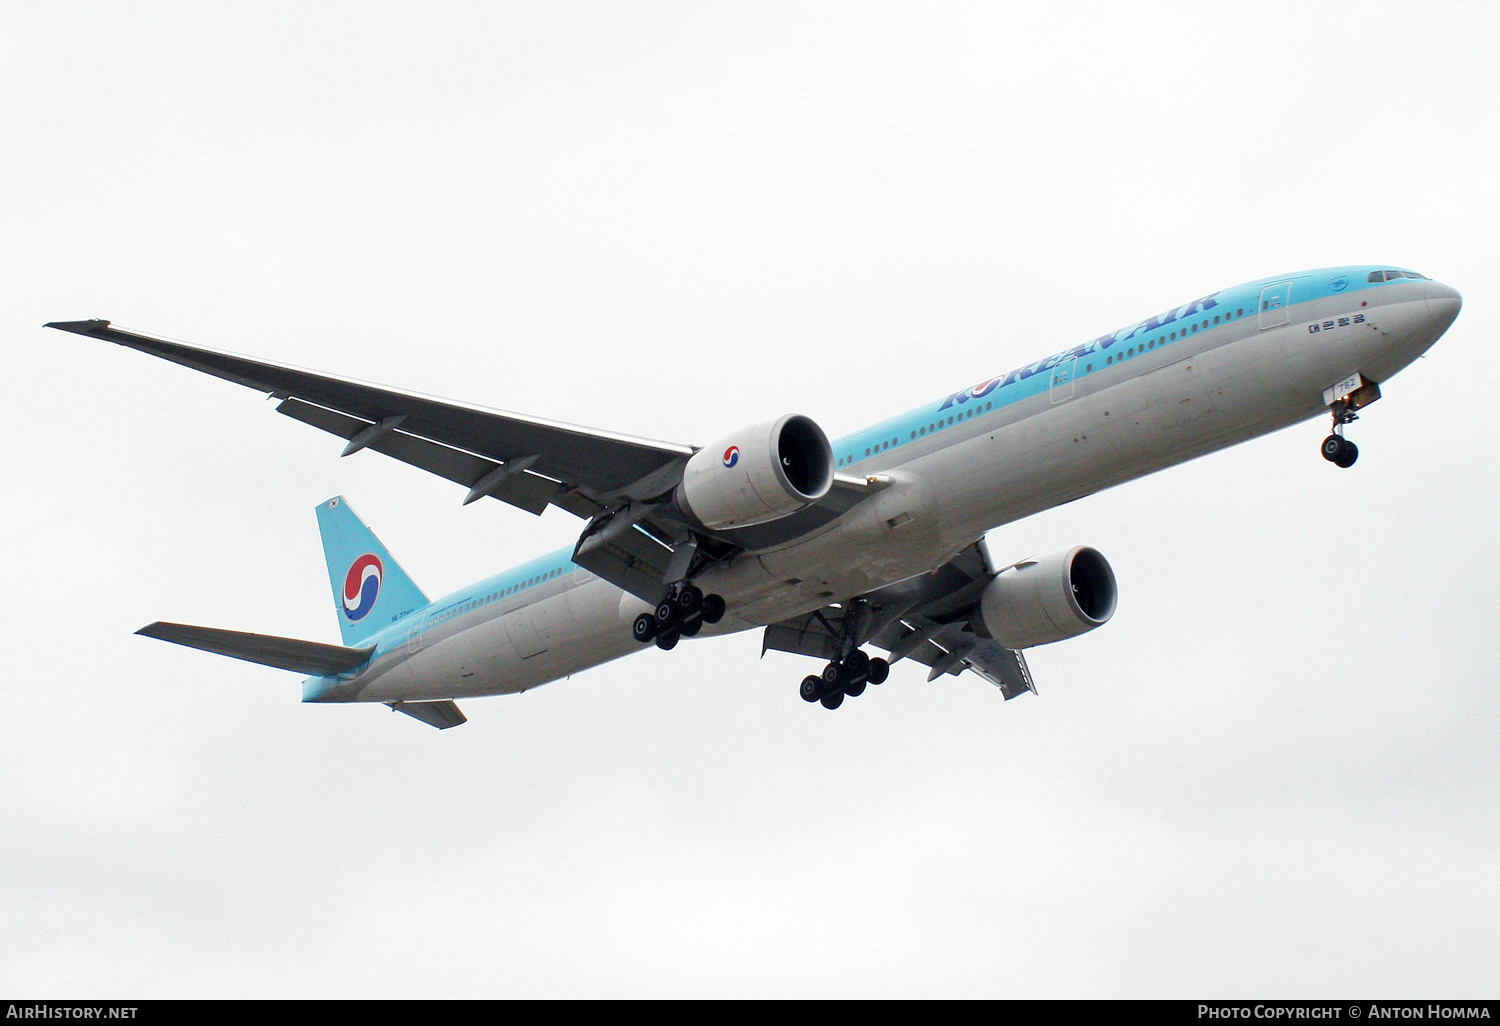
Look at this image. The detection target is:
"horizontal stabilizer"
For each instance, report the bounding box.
[387,700,467,729]
[137,622,374,676]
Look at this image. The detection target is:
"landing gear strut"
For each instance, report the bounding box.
[631,582,727,650]
[1320,377,1382,469]
[1321,398,1359,469]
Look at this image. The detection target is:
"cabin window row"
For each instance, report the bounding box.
[835,304,1254,465]
[1104,307,1246,365]
[834,400,1004,467]
[430,568,566,624]
[914,403,991,439]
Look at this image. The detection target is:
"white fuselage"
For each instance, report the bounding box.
[307,271,1458,705]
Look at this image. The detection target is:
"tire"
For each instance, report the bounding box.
[844,650,870,676]
[655,599,677,626]
[1334,440,1359,468]
[1321,435,1343,462]
[866,658,889,685]
[700,594,726,624]
[820,690,844,710]
[679,615,702,637]
[821,661,844,686]
[631,613,657,643]
[655,629,679,651]
[676,586,703,615]
[844,678,866,698]
[800,675,824,702]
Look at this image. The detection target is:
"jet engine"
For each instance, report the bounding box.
[974,545,1117,649]
[676,415,835,530]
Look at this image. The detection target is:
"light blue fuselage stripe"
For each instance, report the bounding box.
[829,266,1406,469]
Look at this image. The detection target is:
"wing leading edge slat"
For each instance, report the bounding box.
[276,397,567,516]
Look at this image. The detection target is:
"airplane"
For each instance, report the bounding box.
[47,264,1462,728]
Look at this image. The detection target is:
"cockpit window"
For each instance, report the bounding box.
[1369,269,1428,282]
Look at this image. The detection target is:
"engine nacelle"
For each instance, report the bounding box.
[974,546,1117,649]
[676,415,834,530]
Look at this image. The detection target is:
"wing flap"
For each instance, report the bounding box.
[137,621,375,676]
[961,641,1036,699]
[762,537,1039,699]
[277,398,561,516]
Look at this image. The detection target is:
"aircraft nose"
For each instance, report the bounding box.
[1425,280,1462,333]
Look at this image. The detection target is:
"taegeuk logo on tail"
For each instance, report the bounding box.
[343,554,383,621]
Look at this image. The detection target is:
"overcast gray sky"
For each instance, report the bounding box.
[3,1,1497,998]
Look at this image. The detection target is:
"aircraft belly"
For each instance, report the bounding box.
[350,586,644,701]
[693,556,807,627]
[503,607,548,659]
[543,579,640,680]
[354,620,520,701]
[486,590,594,690]
[752,472,947,604]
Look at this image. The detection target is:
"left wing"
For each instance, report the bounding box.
[50,319,891,604]
[762,539,1037,700]
[46,320,695,520]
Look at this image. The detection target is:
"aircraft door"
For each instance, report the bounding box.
[1259,281,1293,329]
[1049,357,1077,404]
[406,618,425,654]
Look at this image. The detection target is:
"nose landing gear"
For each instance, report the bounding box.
[1320,379,1382,469]
[631,583,727,650]
[1321,398,1360,468]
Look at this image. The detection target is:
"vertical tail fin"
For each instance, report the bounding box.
[315,496,430,646]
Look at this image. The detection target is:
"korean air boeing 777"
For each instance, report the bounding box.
[48,264,1461,728]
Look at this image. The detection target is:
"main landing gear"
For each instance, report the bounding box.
[799,649,890,710]
[631,583,726,651]
[1321,398,1359,469]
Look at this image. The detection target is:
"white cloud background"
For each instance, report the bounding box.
[2,0,1496,997]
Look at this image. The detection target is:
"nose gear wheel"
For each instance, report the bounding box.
[1321,434,1358,468]
[1321,398,1360,469]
